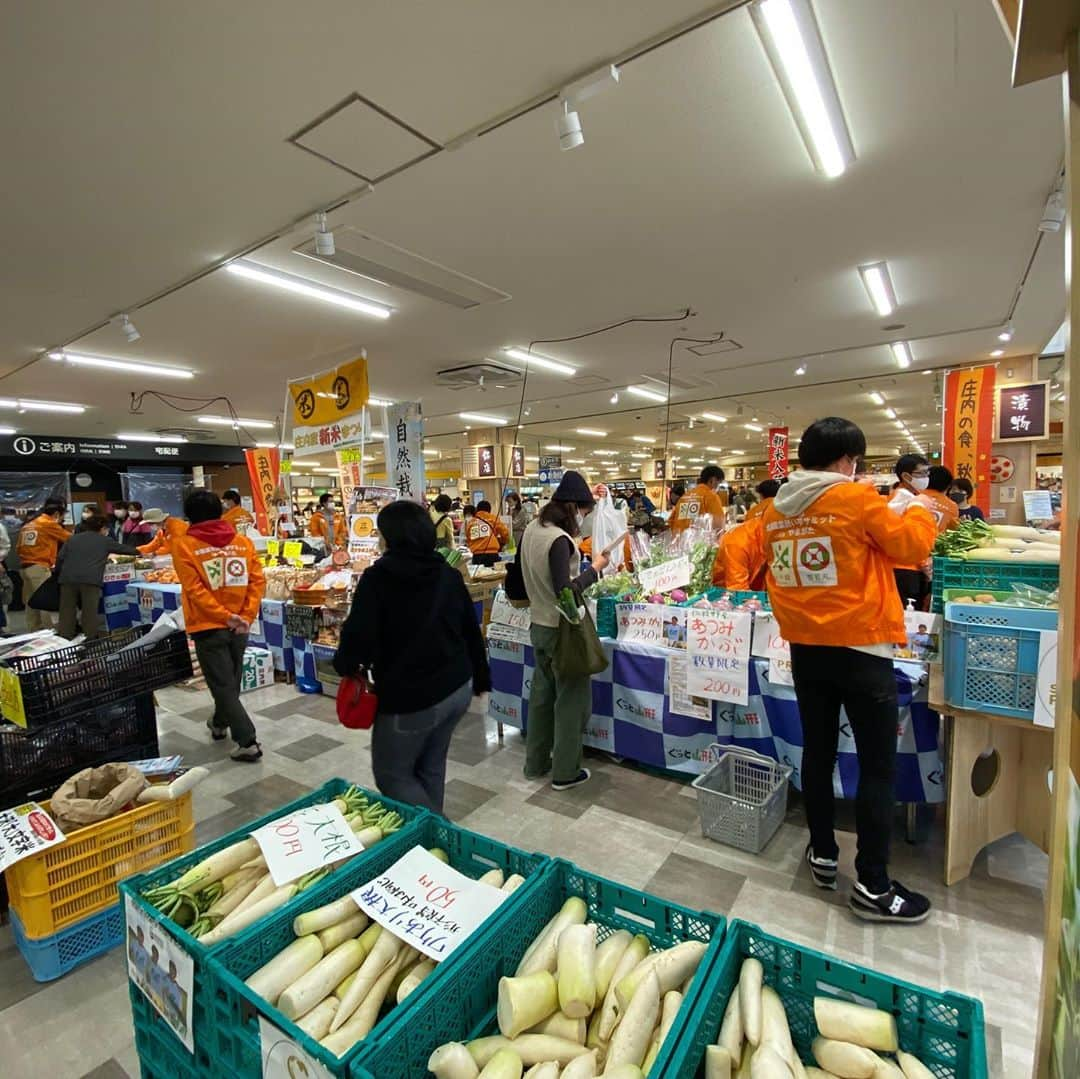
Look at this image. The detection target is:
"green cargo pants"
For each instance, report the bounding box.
[525,623,591,784]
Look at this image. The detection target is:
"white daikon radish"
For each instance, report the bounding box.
[605,1068,645,1079]
[653,989,683,1053]
[717,990,743,1067]
[516,897,588,976]
[225,872,276,917]
[991,525,1043,540]
[605,968,660,1072]
[561,1049,600,1078]
[586,1008,609,1062]
[294,895,362,937]
[468,1035,591,1068]
[739,959,764,1046]
[706,1046,733,1079]
[245,935,324,1005]
[750,1044,794,1078]
[205,873,262,921]
[428,1042,482,1079]
[330,929,404,1031]
[813,999,898,1053]
[1015,548,1060,562]
[136,766,209,802]
[811,1038,878,1079]
[277,938,368,1021]
[503,874,527,893]
[396,956,436,1003]
[737,1047,755,1079]
[479,1049,524,1079]
[479,868,506,888]
[595,930,633,999]
[558,923,598,1019]
[615,941,707,1009]
[804,1070,835,1079]
[199,883,297,945]
[598,934,650,1040]
[317,911,369,953]
[320,947,411,1055]
[761,987,794,1059]
[498,971,560,1039]
[333,924,382,999]
[523,1064,560,1079]
[872,1057,904,1079]
[529,1011,586,1043]
[895,1052,935,1079]
[295,996,339,1040]
[788,1050,808,1079]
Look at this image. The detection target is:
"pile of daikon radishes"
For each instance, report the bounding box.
[705,955,939,1078]
[427,896,709,1078]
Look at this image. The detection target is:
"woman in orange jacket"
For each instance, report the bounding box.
[739,418,937,925]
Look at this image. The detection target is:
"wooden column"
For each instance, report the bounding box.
[989,354,1039,526]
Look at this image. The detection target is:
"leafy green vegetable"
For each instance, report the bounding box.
[932,518,994,556]
[557,587,581,624]
[689,540,718,597]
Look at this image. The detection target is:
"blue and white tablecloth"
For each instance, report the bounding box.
[488,636,944,803]
[126,582,182,626]
[248,598,294,675]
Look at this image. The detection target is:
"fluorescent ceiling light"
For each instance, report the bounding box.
[751,0,855,178]
[256,441,293,450]
[503,348,577,377]
[706,445,724,452]
[990,349,1004,358]
[631,435,656,443]
[0,427,15,435]
[197,415,275,429]
[422,448,439,456]
[893,420,905,429]
[226,260,391,319]
[884,408,897,419]
[367,398,393,409]
[626,385,667,403]
[575,428,608,437]
[730,449,746,455]
[890,341,912,369]
[566,458,587,464]
[545,444,575,451]
[673,442,693,449]
[868,391,886,406]
[701,412,728,423]
[630,452,649,459]
[117,432,187,443]
[0,398,86,414]
[594,449,618,456]
[459,412,507,426]
[49,351,194,380]
[744,423,764,432]
[857,262,897,317]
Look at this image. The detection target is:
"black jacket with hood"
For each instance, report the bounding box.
[333,549,491,713]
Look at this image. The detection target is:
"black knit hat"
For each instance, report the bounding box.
[552,470,594,505]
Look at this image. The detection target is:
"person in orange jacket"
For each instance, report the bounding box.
[136,509,183,557]
[308,492,347,548]
[170,490,266,762]
[222,489,256,534]
[923,466,960,533]
[719,479,782,589]
[669,465,727,533]
[463,500,508,567]
[18,497,71,631]
[738,418,937,925]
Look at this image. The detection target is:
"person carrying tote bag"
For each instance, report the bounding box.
[518,471,609,792]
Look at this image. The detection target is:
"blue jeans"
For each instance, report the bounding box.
[371,680,472,813]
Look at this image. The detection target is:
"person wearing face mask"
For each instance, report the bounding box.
[76,504,103,533]
[947,477,985,521]
[735,418,937,923]
[889,453,933,610]
[121,501,155,548]
[922,465,960,533]
[669,465,727,533]
[107,501,128,542]
[519,471,609,791]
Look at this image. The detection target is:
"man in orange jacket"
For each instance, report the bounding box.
[669,465,727,533]
[307,492,347,547]
[222,489,256,534]
[18,497,71,631]
[463,500,508,567]
[170,490,266,761]
[739,418,936,924]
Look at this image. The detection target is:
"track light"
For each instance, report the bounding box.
[794,364,807,376]
[554,63,620,152]
[557,100,584,151]
[609,393,619,405]
[118,314,140,343]
[315,212,335,257]
[1040,189,1066,232]
[997,324,1014,342]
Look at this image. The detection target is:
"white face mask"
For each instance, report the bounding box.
[908,475,930,492]
[82,511,94,520]
[129,511,141,520]
[575,511,585,530]
[114,509,127,520]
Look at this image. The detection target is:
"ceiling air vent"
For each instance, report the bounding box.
[435,363,524,391]
[157,427,217,442]
[689,338,743,357]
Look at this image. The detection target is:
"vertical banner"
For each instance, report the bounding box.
[244,448,280,536]
[336,447,364,506]
[942,366,996,515]
[767,427,789,479]
[510,446,525,478]
[383,402,425,501]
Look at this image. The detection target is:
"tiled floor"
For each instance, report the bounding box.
[0,679,1046,1078]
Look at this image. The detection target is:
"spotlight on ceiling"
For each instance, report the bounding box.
[997,323,1014,343]
[555,63,619,152]
[794,363,807,376]
[315,211,335,256]
[609,392,619,405]
[118,314,140,343]
[557,101,584,150]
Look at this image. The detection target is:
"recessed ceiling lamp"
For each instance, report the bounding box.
[997,323,1014,342]
[117,314,140,343]
[197,415,275,429]
[503,348,577,376]
[744,423,764,432]
[545,444,575,451]
[0,397,86,414]
[884,407,897,419]
[225,260,391,319]
[631,435,656,443]
[367,397,393,409]
[48,350,193,380]
[794,363,807,376]
[625,385,667,403]
[701,412,728,423]
[750,0,855,178]
[890,341,912,369]
[868,391,886,406]
[459,412,507,426]
[575,428,608,437]
[315,212,335,257]
[990,349,1004,358]
[609,392,620,405]
[117,432,187,444]
[857,261,897,317]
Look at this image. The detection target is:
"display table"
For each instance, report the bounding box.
[247,598,294,676]
[126,581,182,626]
[929,668,1052,885]
[489,635,943,801]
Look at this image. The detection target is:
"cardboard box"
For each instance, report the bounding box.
[240,647,274,693]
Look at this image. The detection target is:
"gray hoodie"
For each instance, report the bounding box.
[772,470,851,518]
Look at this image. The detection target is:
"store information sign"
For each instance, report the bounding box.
[251,804,367,887]
[687,609,753,703]
[538,454,563,485]
[996,381,1049,441]
[637,555,691,597]
[350,846,507,961]
[125,894,195,1053]
[1034,630,1058,729]
[383,401,425,501]
[476,444,496,477]
[667,654,712,721]
[0,802,65,872]
[259,1016,333,1079]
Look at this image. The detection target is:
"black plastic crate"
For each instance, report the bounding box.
[0,692,158,807]
[1,627,191,728]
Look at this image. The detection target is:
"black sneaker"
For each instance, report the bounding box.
[551,768,591,791]
[805,844,838,890]
[206,718,228,742]
[230,742,263,763]
[849,880,931,924]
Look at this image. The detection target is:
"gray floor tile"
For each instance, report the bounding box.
[255,696,338,723]
[275,733,345,761]
[525,767,617,818]
[80,1059,133,1079]
[194,805,260,844]
[593,774,700,834]
[225,774,312,814]
[446,715,503,766]
[0,935,51,1010]
[644,851,746,914]
[443,778,497,821]
[157,729,234,766]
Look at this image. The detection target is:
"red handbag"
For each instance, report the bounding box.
[336,675,378,730]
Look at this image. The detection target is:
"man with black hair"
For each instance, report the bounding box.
[308,492,346,547]
[464,499,508,567]
[738,418,937,923]
[221,489,255,533]
[669,465,726,533]
[889,453,933,608]
[19,498,70,631]
[923,464,959,534]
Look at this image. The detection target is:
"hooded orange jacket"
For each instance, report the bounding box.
[139,519,189,557]
[223,504,256,533]
[170,518,265,635]
[308,509,347,547]
[18,514,71,567]
[464,511,508,556]
[670,483,726,533]
[738,477,936,646]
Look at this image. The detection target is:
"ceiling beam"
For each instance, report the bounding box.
[1011,0,1080,86]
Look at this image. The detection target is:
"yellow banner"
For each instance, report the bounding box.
[289,356,369,428]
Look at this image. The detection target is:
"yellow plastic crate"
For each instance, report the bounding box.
[6,792,195,939]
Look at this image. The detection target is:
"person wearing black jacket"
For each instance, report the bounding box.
[56,515,129,639]
[333,499,491,813]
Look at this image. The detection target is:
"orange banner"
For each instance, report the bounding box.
[942,366,996,515]
[244,447,280,535]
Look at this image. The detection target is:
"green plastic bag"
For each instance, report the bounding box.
[553,608,609,678]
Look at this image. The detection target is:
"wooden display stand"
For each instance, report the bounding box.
[929,668,1052,886]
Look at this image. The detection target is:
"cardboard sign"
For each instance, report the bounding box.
[490,590,531,631]
[266,539,280,558]
[1034,629,1058,728]
[687,608,753,703]
[259,1016,333,1079]
[350,846,507,961]
[0,668,27,728]
[617,603,686,649]
[251,804,367,886]
[638,555,691,597]
[125,894,195,1053]
[0,802,65,872]
[282,540,303,560]
[667,654,712,721]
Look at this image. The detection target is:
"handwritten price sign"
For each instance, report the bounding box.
[687,608,752,703]
[251,804,367,886]
[617,604,686,649]
[350,846,507,961]
[637,555,691,597]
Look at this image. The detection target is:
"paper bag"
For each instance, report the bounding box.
[50,763,149,833]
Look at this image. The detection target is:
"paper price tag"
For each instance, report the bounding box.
[0,802,65,872]
[266,539,280,558]
[259,1016,333,1079]
[251,804,367,887]
[350,846,507,961]
[617,604,686,649]
[490,590,531,631]
[687,608,753,703]
[282,540,303,560]
[637,555,691,597]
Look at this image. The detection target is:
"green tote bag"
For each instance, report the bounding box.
[553,608,609,678]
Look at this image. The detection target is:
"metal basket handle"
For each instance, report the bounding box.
[705,743,780,769]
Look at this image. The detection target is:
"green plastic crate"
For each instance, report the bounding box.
[205,818,550,1077]
[679,587,771,610]
[656,919,987,1079]
[931,556,1058,613]
[351,857,725,1079]
[596,592,637,638]
[122,779,426,1077]
[130,981,210,1079]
